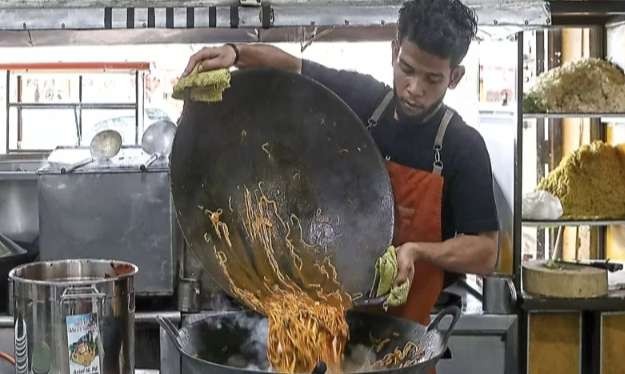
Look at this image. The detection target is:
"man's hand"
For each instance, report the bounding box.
[183,45,237,76]
[394,242,419,287]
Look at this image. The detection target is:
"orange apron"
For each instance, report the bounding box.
[367,91,454,326]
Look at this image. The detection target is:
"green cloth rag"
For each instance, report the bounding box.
[172,67,231,103]
[375,245,411,310]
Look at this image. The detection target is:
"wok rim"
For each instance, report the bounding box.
[172,310,445,374]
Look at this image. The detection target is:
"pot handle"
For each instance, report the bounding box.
[60,285,106,302]
[426,305,461,346]
[60,285,106,316]
[505,278,518,306]
[156,316,185,353]
[14,316,28,374]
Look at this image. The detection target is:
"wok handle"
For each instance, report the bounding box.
[351,294,388,308]
[426,305,461,346]
[156,316,185,352]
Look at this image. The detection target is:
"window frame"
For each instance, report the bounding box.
[2,62,148,154]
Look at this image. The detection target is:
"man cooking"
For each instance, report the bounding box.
[182,0,498,325]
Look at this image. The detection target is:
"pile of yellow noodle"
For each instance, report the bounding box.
[206,184,350,373]
[265,291,348,373]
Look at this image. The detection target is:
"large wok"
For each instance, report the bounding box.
[170,68,394,302]
[158,306,460,374]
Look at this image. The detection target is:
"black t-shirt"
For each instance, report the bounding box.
[302,60,499,241]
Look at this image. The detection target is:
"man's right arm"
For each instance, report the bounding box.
[182,43,301,76]
[182,43,388,124]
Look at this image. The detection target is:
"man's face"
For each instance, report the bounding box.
[392,39,465,121]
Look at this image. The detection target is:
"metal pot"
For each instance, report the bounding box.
[9,259,137,374]
[482,274,517,314]
[158,306,460,374]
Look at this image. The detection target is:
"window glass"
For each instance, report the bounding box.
[81,109,137,146]
[81,72,137,103]
[8,107,77,150]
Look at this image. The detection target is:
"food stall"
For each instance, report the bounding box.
[515,6,625,374]
[0,1,623,373]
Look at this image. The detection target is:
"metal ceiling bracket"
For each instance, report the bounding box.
[240,0,261,7]
[0,1,552,31]
[0,0,557,45]
[261,1,273,28]
[300,26,334,52]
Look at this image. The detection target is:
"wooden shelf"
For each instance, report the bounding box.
[521,290,625,312]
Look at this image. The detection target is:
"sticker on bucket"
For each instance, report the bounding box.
[66,313,101,374]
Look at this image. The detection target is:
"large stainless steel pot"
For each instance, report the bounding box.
[158,306,460,374]
[9,259,137,374]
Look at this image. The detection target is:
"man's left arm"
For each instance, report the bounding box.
[397,232,498,281]
[396,127,499,284]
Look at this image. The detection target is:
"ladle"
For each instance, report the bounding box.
[140,120,177,171]
[61,129,122,174]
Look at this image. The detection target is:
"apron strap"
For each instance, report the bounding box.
[367,90,394,128]
[367,90,454,175]
[368,91,444,128]
[420,100,444,124]
[432,109,454,175]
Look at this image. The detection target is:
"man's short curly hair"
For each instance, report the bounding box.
[398,0,478,66]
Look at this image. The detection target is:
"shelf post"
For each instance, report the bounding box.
[514,30,524,288]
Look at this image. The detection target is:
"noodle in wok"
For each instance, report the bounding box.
[208,184,350,373]
[372,341,426,369]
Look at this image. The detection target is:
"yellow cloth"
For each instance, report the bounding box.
[375,246,410,310]
[172,67,231,103]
